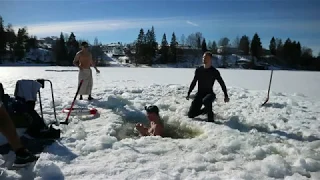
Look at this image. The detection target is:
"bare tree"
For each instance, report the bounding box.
[232,36,240,48]
[185,32,203,49]
[195,32,203,48]
[207,40,212,50]
[190,49,200,67]
[218,37,230,47]
[94,37,99,46]
[186,33,197,48]
[91,37,103,62]
[180,34,185,45]
[301,47,313,58]
[63,33,69,42]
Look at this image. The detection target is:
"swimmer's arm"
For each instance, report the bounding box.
[138,126,149,136]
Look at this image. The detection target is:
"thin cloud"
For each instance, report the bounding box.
[13,14,320,38]
[14,17,188,37]
[198,19,320,33]
[186,20,199,27]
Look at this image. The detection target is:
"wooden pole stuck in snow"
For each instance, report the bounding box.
[261,69,273,106]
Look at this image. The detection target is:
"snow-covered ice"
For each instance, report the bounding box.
[0,67,320,180]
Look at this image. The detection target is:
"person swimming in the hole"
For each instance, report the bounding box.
[135,105,164,137]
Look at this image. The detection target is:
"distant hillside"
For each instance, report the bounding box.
[0,47,295,70]
[0,48,55,66]
[25,48,55,64]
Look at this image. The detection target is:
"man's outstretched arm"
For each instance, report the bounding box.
[90,54,100,73]
[216,71,228,98]
[187,69,198,96]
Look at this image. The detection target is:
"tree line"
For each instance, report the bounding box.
[131,26,319,69]
[53,33,104,65]
[1,15,319,69]
[0,16,37,63]
[132,29,205,65]
[0,15,104,65]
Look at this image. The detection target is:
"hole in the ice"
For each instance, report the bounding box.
[162,122,203,139]
[114,120,203,140]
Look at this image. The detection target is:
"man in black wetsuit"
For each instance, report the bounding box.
[186,51,229,122]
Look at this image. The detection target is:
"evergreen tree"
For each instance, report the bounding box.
[141,26,157,64]
[144,29,154,65]
[281,39,302,66]
[0,16,6,59]
[297,42,302,58]
[250,33,263,58]
[66,32,79,65]
[283,38,292,61]
[13,27,28,61]
[54,32,68,65]
[276,38,283,58]
[5,23,16,61]
[170,32,177,63]
[25,36,37,52]
[145,29,150,44]
[239,35,250,55]
[269,37,276,55]
[293,41,302,66]
[137,28,144,45]
[201,38,207,52]
[150,26,157,58]
[160,33,169,64]
[135,28,145,64]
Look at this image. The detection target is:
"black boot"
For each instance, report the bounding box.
[88,95,94,100]
[79,95,83,100]
[207,111,215,122]
[13,148,39,168]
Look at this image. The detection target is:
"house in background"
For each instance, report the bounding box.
[217,46,243,55]
[37,36,58,50]
[102,42,125,56]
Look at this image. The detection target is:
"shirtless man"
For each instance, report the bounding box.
[135,105,164,137]
[73,42,100,100]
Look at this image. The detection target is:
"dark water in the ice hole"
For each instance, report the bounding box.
[114,121,203,140]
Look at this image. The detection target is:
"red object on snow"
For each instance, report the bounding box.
[62,107,98,115]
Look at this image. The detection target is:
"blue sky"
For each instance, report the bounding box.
[1,0,319,55]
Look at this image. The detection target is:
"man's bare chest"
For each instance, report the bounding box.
[79,54,90,61]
